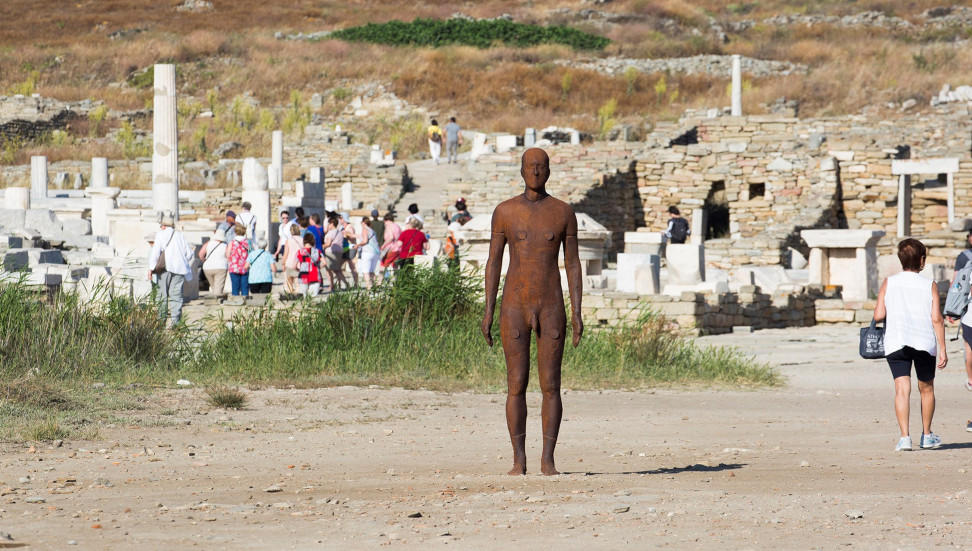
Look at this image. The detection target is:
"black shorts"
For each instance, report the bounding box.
[963,323,972,347]
[886,346,936,382]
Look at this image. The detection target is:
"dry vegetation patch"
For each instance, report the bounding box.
[0,0,967,163]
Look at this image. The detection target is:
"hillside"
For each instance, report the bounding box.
[1,0,970,165]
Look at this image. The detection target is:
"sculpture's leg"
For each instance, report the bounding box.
[501,313,530,475]
[537,312,567,475]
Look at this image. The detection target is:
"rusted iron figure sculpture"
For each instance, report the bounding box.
[481,148,584,475]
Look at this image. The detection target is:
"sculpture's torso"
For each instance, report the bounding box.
[495,194,572,321]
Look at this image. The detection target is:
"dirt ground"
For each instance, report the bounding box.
[2,325,972,550]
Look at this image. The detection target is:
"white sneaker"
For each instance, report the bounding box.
[920,433,942,449]
[895,436,913,451]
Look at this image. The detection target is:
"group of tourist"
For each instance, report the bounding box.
[872,233,972,452]
[149,198,469,326]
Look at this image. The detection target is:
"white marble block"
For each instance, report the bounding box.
[30,156,47,200]
[242,158,270,248]
[617,253,659,294]
[88,187,121,237]
[623,231,666,256]
[666,244,705,285]
[524,128,536,148]
[4,187,30,210]
[634,263,661,295]
[341,182,355,211]
[802,229,883,301]
[90,157,109,189]
[495,135,518,153]
[152,64,179,219]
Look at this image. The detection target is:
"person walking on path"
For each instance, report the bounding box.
[274,209,295,260]
[450,197,472,224]
[246,238,273,294]
[226,223,251,298]
[381,213,403,271]
[445,116,463,164]
[370,209,385,250]
[218,210,237,243]
[396,219,428,269]
[323,216,350,291]
[353,218,382,289]
[238,201,257,247]
[404,203,424,228]
[946,230,972,431]
[199,231,228,297]
[872,238,947,452]
[428,119,443,165]
[308,213,326,255]
[282,223,303,294]
[148,211,194,328]
[664,206,690,244]
[296,233,322,297]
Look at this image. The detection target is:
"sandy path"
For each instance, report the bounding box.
[2,326,972,549]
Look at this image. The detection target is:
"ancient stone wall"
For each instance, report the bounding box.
[448,142,643,253]
[582,287,819,335]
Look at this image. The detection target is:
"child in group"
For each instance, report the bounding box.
[296,233,322,297]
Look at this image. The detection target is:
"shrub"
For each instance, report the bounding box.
[329,18,610,50]
[206,386,248,409]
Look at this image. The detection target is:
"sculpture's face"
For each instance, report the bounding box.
[521,148,550,191]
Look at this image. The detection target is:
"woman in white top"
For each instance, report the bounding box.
[353,218,382,289]
[873,238,947,452]
[198,231,228,296]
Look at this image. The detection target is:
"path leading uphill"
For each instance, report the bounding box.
[395,155,469,240]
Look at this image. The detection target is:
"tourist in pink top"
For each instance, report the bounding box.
[381,212,403,270]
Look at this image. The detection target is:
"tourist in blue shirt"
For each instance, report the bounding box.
[307,213,326,255]
[246,238,274,294]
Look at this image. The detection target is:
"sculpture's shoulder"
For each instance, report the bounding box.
[495,196,520,212]
[546,196,576,221]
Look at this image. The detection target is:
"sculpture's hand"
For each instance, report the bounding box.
[572,314,583,347]
[481,313,494,347]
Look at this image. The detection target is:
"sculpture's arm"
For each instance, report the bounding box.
[564,210,583,347]
[481,211,506,347]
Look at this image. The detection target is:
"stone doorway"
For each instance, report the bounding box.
[704,180,729,240]
[891,158,959,237]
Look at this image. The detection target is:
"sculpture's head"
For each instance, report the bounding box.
[521,148,550,192]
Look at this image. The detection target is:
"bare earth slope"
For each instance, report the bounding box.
[2,325,972,549]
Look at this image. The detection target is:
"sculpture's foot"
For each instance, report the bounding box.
[540,460,559,476]
[508,462,527,476]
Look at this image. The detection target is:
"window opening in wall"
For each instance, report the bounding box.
[704,180,729,240]
[749,183,765,199]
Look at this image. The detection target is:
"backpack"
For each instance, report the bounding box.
[297,248,318,275]
[430,129,442,143]
[944,250,972,318]
[152,231,175,275]
[669,217,689,244]
[444,234,458,260]
[228,240,249,274]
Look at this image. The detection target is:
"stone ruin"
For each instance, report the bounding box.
[0,64,406,304]
[3,61,972,334]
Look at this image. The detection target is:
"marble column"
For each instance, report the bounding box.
[90,157,109,189]
[731,54,742,117]
[4,187,30,210]
[30,155,47,200]
[242,158,271,250]
[89,187,121,237]
[152,64,179,220]
[524,128,536,148]
[270,130,283,189]
[341,182,354,212]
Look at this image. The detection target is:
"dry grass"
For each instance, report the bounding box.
[0,0,968,162]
